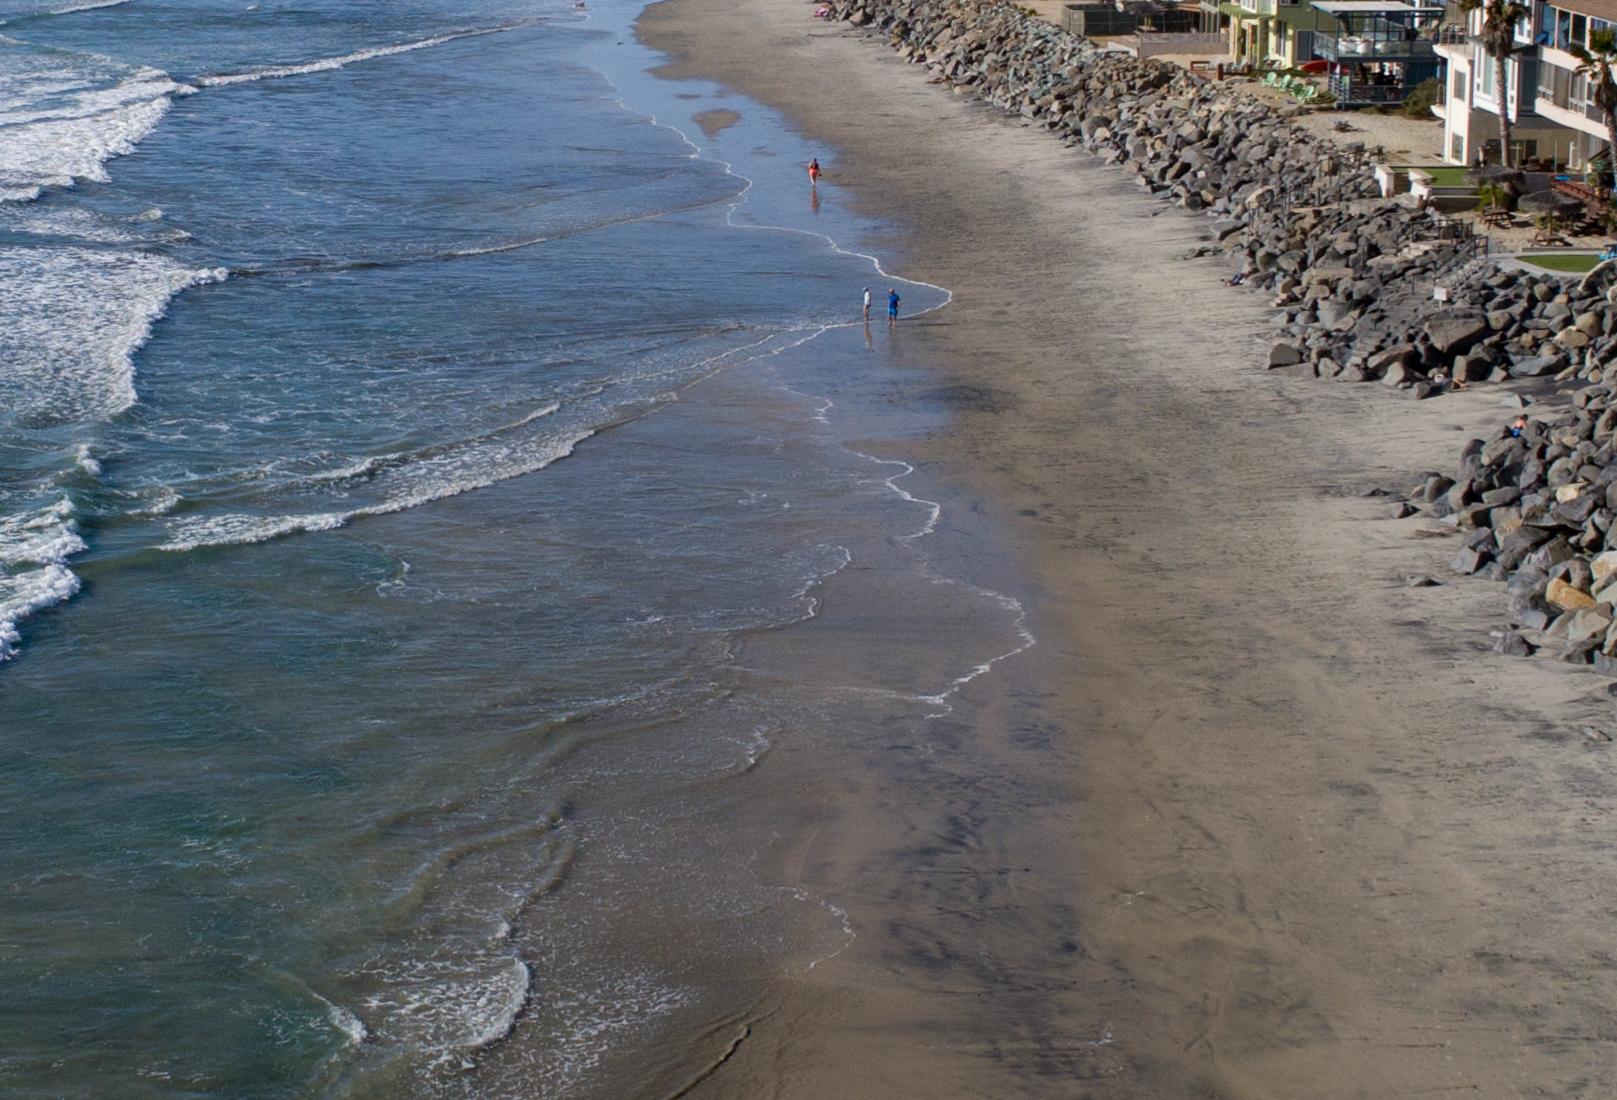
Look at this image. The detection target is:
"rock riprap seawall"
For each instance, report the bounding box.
[824,0,1617,674]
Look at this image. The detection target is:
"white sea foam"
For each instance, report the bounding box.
[0,203,145,243]
[524,972,688,1093]
[0,561,80,661]
[0,499,83,567]
[0,247,225,424]
[461,958,530,1052]
[48,0,132,13]
[0,53,183,202]
[0,499,86,661]
[322,999,368,1047]
[0,0,132,21]
[356,954,531,1073]
[129,486,179,517]
[159,427,591,551]
[291,402,561,488]
[0,522,86,568]
[197,27,515,87]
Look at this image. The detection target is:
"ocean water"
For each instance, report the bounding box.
[0,0,1030,1094]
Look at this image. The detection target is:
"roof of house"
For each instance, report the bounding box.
[1310,1,1441,12]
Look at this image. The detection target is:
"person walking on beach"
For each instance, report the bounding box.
[886,287,900,323]
[862,287,872,321]
[807,158,821,186]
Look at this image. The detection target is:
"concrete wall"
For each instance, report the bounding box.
[1062,4,1137,35]
[1136,31,1228,56]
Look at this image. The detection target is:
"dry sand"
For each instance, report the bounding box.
[639,1,1617,1095]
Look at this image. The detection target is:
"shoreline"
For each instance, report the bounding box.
[638,0,1617,1095]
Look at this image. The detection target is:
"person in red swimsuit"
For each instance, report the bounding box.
[807,158,821,185]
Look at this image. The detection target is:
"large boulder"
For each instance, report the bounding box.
[1548,576,1597,611]
[1425,315,1490,357]
[1268,342,1303,368]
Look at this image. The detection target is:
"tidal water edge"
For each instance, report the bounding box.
[0,0,1034,1094]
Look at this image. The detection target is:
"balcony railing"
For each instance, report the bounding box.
[1315,35,1438,60]
[1327,74,1411,102]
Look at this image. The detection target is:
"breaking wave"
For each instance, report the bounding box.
[0,48,185,204]
[159,424,591,552]
[0,500,85,662]
[196,26,523,87]
[0,246,226,424]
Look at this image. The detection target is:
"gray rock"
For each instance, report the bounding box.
[1267,342,1302,368]
[1498,526,1555,570]
[1514,606,1553,631]
[1561,639,1601,664]
[1494,630,1535,657]
[1482,436,1526,467]
[1425,316,1489,356]
[1551,557,1596,591]
[1366,344,1416,376]
[1511,354,1568,377]
[1450,545,1489,574]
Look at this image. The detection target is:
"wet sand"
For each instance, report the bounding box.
[638,1,1617,1095]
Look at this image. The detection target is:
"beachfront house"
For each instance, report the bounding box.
[1222,0,1276,64]
[1433,0,1582,165]
[1531,0,1617,169]
[1309,2,1446,103]
[1226,0,1448,103]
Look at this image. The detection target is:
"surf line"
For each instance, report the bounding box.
[226,184,742,280]
[593,92,953,327]
[0,0,131,26]
[193,23,535,88]
[588,76,1033,717]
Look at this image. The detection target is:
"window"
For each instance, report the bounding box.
[1452,133,1465,162]
[1453,65,1468,102]
[1479,51,1497,99]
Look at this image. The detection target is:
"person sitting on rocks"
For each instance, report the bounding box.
[1509,414,1529,437]
[1431,367,1467,392]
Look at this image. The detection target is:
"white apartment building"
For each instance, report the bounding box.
[1532,0,1617,169]
[1435,0,1587,165]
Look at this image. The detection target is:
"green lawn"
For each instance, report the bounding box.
[1519,252,1602,273]
[1403,166,1470,187]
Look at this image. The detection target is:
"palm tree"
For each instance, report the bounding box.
[1571,27,1617,198]
[1459,0,1530,167]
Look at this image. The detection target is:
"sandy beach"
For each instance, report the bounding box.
[638,1,1617,1095]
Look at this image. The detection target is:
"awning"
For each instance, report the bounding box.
[1311,1,1443,12]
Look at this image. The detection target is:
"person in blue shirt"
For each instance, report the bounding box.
[886,288,900,323]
